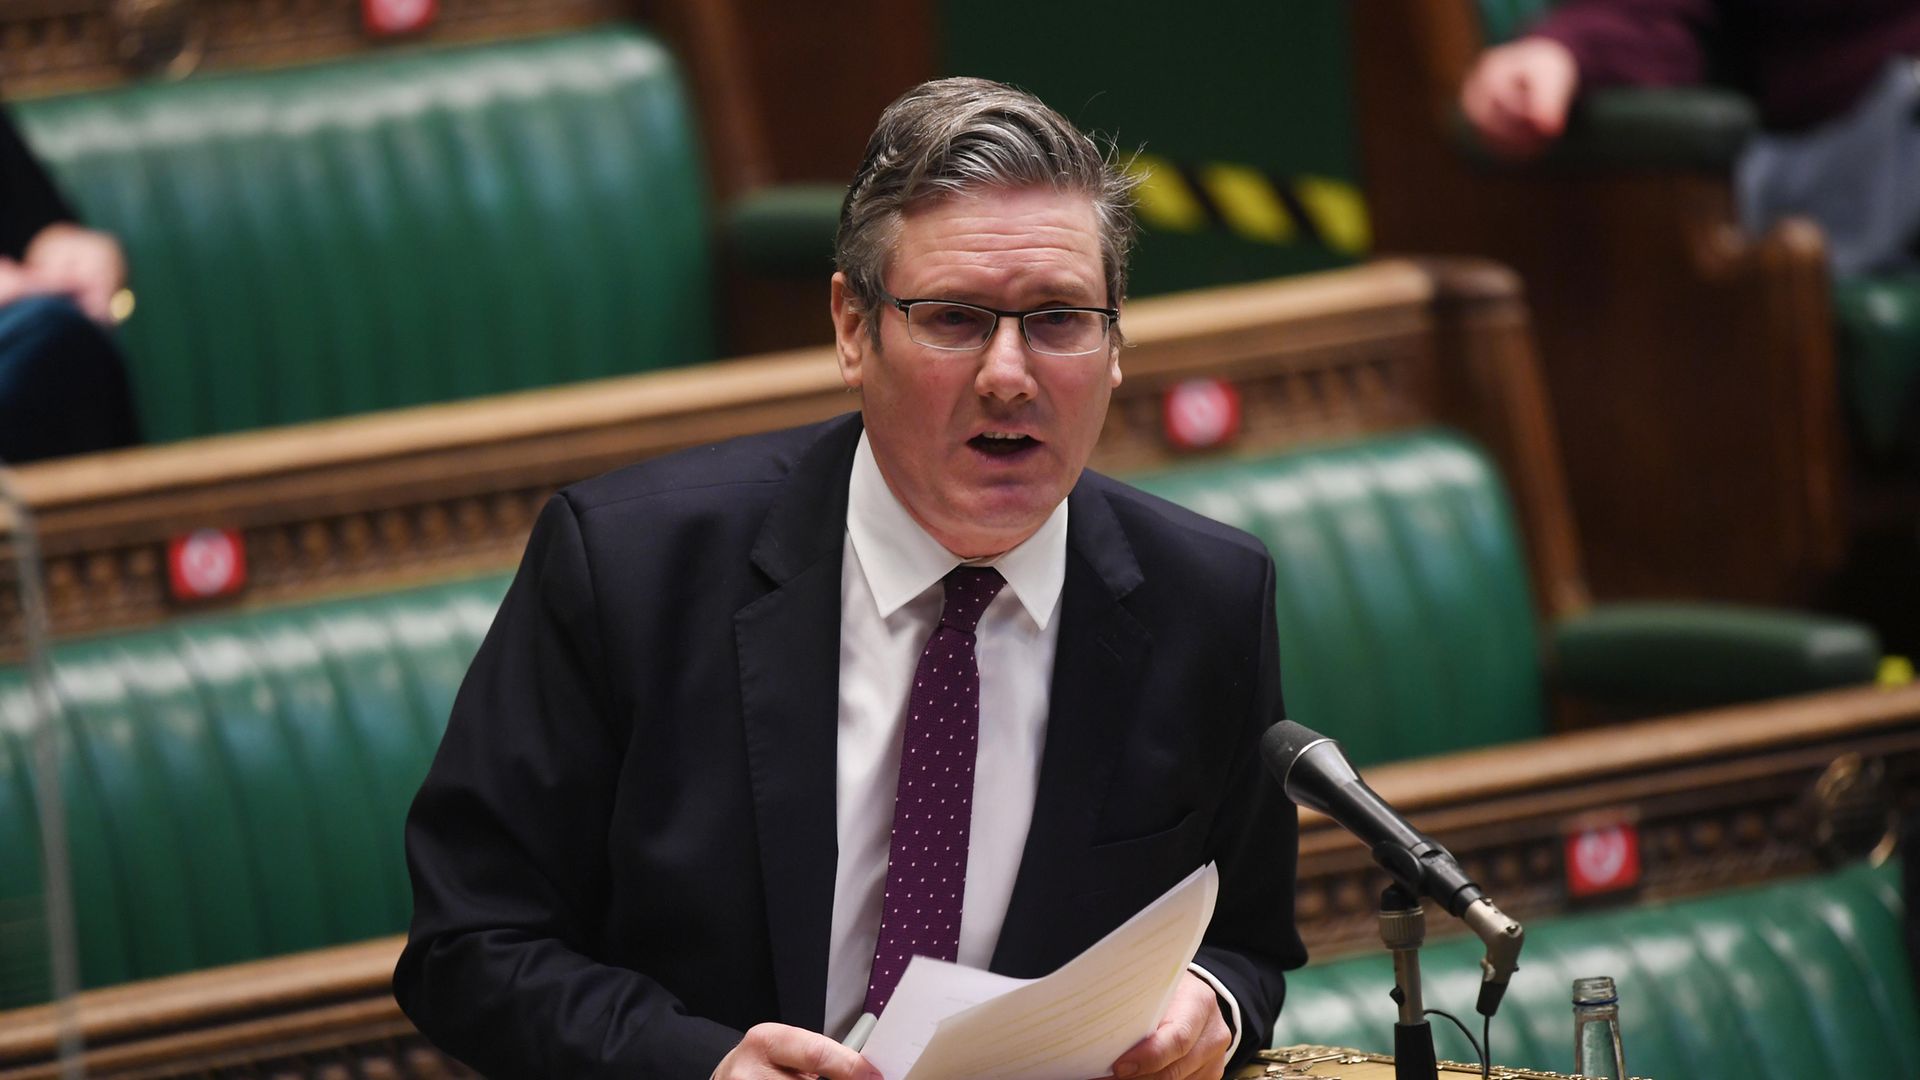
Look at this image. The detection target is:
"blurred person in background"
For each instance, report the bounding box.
[0,107,138,464]
[1459,0,1920,275]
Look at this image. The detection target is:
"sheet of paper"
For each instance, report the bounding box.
[860,862,1219,1080]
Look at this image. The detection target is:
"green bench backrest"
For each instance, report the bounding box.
[0,575,509,1005]
[11,27,713,443]
[1131,430,1544,765]
[1276,861,1918,1080]
[1477,0,1555,44]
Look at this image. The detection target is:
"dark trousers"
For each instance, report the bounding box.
[0,294,139,464]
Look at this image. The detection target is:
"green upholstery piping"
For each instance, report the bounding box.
[1552,602,1881,710]
[0,575,508,1006]
[721,183,847,276]
[1833,273,1920,465]
[1131,431,1544,765]
[12,27,713,442]
[1274,861,1917,1080]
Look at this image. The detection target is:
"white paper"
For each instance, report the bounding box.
[861,862,1219,1080]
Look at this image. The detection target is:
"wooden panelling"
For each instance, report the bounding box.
[1351,0,1848,607]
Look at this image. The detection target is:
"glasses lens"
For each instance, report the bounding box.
[1023,310,1109,355]
[906,302,996,349]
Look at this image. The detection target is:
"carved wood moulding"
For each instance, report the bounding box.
[0,0,630,97]
[3,682,1914,1077]
[1295,683,1920,958]
[1,261,1520,658]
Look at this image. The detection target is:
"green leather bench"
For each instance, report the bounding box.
[1275,860,1917,1080]
[1129,430,1881,765]
[0,576,508,1005]
[9,28,718,443]
[0,430,1883,1003]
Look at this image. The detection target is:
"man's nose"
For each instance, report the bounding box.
[975,317,1038,402]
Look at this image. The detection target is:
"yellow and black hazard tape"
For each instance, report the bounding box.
[1127,153,1370,256]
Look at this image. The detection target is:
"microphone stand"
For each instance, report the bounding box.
[0,464,85,1077]
[1379,883,1438,1080]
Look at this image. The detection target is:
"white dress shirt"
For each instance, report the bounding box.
[825,432,1065,1038]
[823,433,1241,1057]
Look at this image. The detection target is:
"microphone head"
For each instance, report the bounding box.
[1260,720,1351,812]
[1260,719,1328,767]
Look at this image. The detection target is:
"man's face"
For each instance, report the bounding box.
[832,186,1121,558]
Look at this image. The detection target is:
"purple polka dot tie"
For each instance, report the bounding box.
[863,565,1006,1015]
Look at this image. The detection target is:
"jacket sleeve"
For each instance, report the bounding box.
[1194,554,1306,1069]
[394,493,741,1079]
[1527,0,1719,91]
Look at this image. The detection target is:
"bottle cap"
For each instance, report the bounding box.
[1572,975,1619,1005]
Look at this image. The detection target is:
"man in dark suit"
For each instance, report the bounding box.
[396,77,1303,1080]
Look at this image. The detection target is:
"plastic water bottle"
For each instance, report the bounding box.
[1572,976,1627,1080]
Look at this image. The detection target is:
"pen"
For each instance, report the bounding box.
[842,1012,878,1052]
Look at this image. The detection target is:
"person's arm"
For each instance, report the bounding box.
[1530,0,1718,92]
[1108,554,1304,1079]
[1460,0,1720,158]
[0,108,126,323]
[396,494,876,1080]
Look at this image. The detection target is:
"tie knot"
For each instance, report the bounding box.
[939,566,1005,634]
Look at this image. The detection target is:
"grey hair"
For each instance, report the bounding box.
[835,77,1140,342]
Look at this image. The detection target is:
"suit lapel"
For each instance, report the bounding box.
[735,414,863,1032]
[991,476,1150,975]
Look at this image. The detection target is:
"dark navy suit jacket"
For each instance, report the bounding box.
[395,413,1304,1078]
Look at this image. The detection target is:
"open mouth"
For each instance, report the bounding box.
[969,432,1040,457]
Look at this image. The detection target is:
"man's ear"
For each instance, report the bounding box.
[1108,304,1124,388]
[830,272,868,390]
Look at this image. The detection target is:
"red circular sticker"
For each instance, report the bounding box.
[1565,822,1641,897]
[1161,378,1242,452]
[168,528,247,601]
[362,0,438,36]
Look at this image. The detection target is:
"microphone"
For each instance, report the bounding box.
[1263,719,1524,1017]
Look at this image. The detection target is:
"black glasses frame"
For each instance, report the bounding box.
[875,287,1118,356]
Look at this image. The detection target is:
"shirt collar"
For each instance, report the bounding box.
[847,430,1068,629]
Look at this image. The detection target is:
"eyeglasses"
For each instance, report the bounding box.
[877,287,1118,356]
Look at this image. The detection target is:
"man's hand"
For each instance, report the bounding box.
[22,222,127,324]
[1101,972,1232,1080]
[711,1022,883,1080]
[1459,37,1580,159]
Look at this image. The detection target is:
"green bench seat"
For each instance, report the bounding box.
[1133,432,1545,765]
[1131,430,1878,765]
[0,576,508,1005]
[1276,860,1917,1080]
[11,27,714,442]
